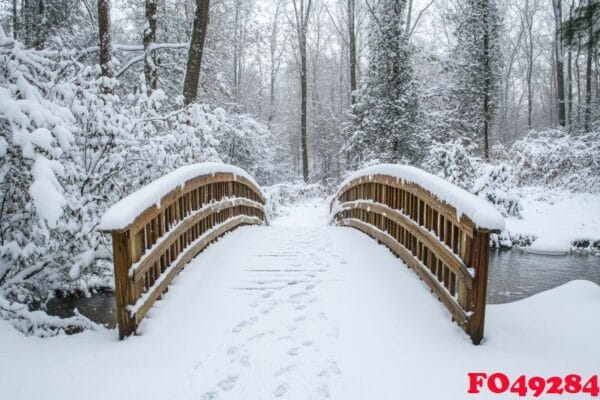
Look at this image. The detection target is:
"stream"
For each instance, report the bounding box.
[44,251,600,328]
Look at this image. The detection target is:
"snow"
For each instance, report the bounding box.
[1,200,597,399]
[338,164,505,231]
[99,163,265,231]
[29,156,67,229]
[505,187,600,254]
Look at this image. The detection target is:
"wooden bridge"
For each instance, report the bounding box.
[100,163,503,345]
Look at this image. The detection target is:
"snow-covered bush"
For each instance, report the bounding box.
[422,140,479,190]
[422,141,521,217]
[265,182,328,218]
[510,128,600,193]
[0,32,79,305]
[472,163,522,218]
[0,32,275,335]
[215,109,274,184]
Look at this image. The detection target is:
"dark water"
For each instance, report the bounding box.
[45,252,600,325]
[45,292,117,328]
[487,250,600,304]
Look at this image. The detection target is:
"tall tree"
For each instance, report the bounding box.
[12,0,18,39]
[267,0,284,126]
[346,0,420,167]
[183,0,210,105]
[98,0,113,81]
[143,0,158,94]
[448,0,502,159]
[21,0,77,48]
[563,0,599,132]
[348,0,357,103]
[291,0,312,182]
[553,0,566,127]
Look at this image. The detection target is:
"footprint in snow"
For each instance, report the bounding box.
[201,391,218,400]
[217,375,239,391]
[274,364,295,377]
[274,383,290,397]
[318,360,341,377]
[317,383,331,398]
[287,347,300,356]
[232,316,258,334]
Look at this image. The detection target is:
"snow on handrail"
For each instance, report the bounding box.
[99,162,265,231]
[336,164,505,231]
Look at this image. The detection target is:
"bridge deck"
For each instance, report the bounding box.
[1,201,598,399]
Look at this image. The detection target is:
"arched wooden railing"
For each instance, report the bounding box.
[330,165,503,344]
[100,164,268,339]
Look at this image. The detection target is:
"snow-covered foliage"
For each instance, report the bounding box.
[510,128,600,193]
[344,0,422,168]
[264,182,328,218]
[0,33,274,335]
[445,0,502,152]
[471,163,522,218]
[423,141,522,218]
[216,111,275,184]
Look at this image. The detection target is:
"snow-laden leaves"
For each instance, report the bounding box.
[0,36,273,335]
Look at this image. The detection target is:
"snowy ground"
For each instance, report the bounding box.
[505,187,600,254]
[1,199,599,400]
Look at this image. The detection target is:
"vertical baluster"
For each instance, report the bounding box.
[111,231,135,339]
[469,230,490,345]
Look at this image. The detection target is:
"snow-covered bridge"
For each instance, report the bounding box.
[99,163,504,344]
[1,163,599,400]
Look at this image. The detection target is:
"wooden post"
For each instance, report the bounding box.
[469,230,490,345]
[111,231,135,339]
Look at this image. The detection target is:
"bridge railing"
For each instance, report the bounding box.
[330,165,503,344]
[100,163,268,339]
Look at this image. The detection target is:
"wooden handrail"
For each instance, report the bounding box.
[330,169,502,344]
[101,166,268,339]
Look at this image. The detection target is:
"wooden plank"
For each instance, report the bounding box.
[334,175,499,233]
[111,231,135,339]
[102,173,266,235]
[131,198,266,282]
[469,230,490,345]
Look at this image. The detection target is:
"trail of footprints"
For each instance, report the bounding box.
[198,230,346,399]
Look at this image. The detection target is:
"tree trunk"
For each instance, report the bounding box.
[12,0,18,39]
[292,0,312,182]
[347,0,357,104]
[526,14,534,130]
[300,29,309,182]
[483,7,491,160]
[98,0,113,83]
[575,37,582,127]
[553,0,566,126]
[406,0,413,32]
[144,0,158,95]
[267,0,282,127]
[183,0,210,105]
[567,2,574,131]
[233,0,240,102]
[584,1,593,132]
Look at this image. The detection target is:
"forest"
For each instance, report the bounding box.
[0,0,599,335]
